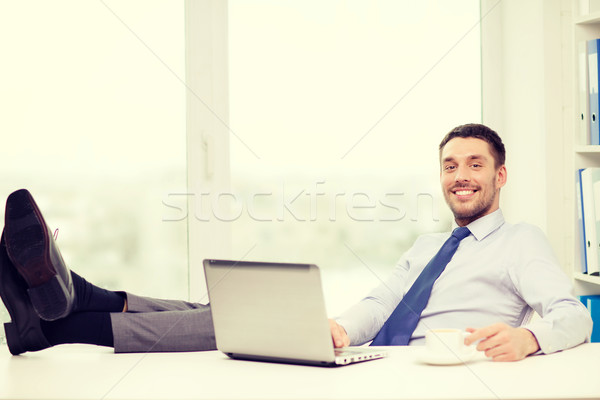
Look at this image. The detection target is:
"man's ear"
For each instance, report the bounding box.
[496,165,507,188]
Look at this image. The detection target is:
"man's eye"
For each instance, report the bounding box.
[444,165,455,171]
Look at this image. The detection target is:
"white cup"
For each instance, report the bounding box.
[425,328,476,361]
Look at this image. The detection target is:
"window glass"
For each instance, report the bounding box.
[228,0,481,315]
[0,0,186,341]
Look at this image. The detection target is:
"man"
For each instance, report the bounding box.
[330,123,593,361]
[0,124,592,359]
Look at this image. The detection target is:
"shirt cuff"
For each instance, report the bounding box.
[523,321,564,355]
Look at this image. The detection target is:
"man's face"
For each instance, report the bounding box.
[440,137,507,226]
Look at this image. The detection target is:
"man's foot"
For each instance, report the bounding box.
[4,189,75,321]
[0,233,51,355]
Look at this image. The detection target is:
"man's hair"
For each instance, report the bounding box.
[439,123,506,168]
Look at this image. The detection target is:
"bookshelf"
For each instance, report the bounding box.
[571,3,600,294]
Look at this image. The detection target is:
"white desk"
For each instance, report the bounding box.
[0,343,599,400]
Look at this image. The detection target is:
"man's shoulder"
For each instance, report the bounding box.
[501,221,546,238]
[411,221,548,246]
[497,221,551,251]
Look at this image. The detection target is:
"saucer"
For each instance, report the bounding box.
[418,350,475,365]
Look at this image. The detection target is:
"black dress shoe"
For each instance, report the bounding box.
[4,189,75,321]
[0,233,51,355]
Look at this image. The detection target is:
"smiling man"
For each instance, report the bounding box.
[330,123,592,361]
[0,123,592,359]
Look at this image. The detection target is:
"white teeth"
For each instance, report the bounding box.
[455,190,474,195]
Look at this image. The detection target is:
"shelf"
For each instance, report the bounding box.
[574,272,600,285]
[575,11,600,25]
[575,145,600,153]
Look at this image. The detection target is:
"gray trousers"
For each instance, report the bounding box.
[110,293,216,353]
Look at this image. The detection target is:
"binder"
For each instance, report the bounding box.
[590,296,600,343]
[580,41,590,145]
[592,175,600,275]
[580,295,600,343]
[577,169,588,273]
[580,168,600,275]
[587,39,600,145]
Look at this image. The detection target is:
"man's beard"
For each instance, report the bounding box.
[445,184,497,222]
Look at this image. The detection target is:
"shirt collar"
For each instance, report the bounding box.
[451,209,505,241]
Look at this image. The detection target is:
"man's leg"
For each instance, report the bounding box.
[2,262,215,353]
[44,289,216,353]
[0,231,119,354]
[39,303,217,353]
[70,271,125,313]
[1,243,215,354]
[111,299,216,353]
[40,312,114,348]
[0,188,215,354]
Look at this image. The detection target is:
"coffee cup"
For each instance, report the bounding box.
[424,328,476,362]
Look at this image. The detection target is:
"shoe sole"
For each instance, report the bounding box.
[4,190,71,321]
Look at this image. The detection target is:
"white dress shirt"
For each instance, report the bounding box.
[336,209,593,354]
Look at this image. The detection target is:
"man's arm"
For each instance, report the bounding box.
[506,226,592,354]
[464,323,540,362]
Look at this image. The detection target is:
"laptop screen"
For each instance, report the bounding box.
[203,259,336,363]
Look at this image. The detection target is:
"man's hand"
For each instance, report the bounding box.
[329,319,350,348]
[464,323,540,362]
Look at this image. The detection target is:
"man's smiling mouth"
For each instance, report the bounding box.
[454,189,476,195]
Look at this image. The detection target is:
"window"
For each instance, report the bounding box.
[0,0,187,339]
[0,1,482,344]
[227,1,481,314]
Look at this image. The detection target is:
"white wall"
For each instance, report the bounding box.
[482,0,570,267]
[481,0,565,232]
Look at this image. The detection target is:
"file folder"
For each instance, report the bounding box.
[580,41,590,144]
[580,168,600,275]
[577,169,588,273]
[587,39,600,145]
[580,295,600,343]
[590,296,600,343]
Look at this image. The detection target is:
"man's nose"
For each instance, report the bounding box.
[455,165,471,182]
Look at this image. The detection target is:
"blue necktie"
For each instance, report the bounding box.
[371,226,471,346]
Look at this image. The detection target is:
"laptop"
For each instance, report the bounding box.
[203,259,388,367]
